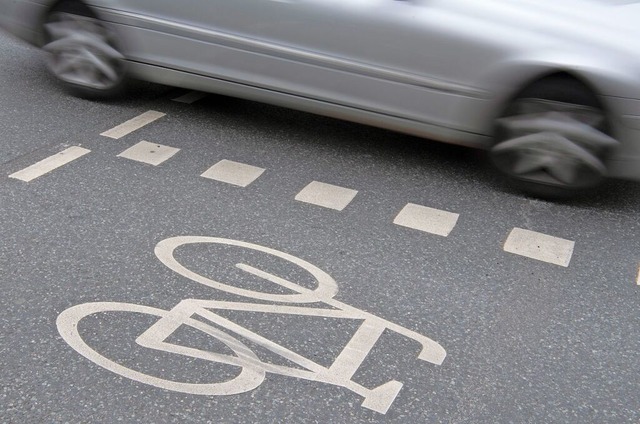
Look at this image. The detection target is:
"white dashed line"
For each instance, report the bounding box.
[100,110,165,139]
[393,203,459,237]
[117,141,180,166]
[295,181,358,211]
[9,146,91,182]
[26,108,603,273]
[504,228,575,267]
[172,91,208,104]
[201,159,265,187]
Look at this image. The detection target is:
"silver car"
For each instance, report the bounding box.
[2,0,640,196]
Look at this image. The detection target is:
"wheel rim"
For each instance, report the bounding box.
[491,99,618,189]
[43,12,125,90]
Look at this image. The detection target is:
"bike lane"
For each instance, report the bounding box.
[1,49,639,422]
[1,130,638,423]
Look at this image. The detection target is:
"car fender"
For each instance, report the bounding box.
[455,47,640,141]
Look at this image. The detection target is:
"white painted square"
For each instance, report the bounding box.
[117,141,180,166]
[201,159,265,187]
[393,203,459,237]
[295,181,358,211]
[504,228,575,267]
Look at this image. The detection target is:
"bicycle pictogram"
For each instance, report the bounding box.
[57,236,446,414]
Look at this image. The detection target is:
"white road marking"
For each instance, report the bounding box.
[504,228,575,267]
[58,236,446,415]
[295,181,358,211]
[201,159,265,187]
[324,321,385,380]
[9,146,90,182]
[393,203,459,237]
[172,91,208,104]
[117,141,180,166]
[100,110,165,139]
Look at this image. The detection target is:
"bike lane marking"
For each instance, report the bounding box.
[58,236,446,415]
[201,159,265,187]
[9,146,91,182]
[393,203,459,237]
[93,107,592,268]
[503,228,575,267]
[100,110,166,139]
[117,141,180,166]
[295,181,358,211]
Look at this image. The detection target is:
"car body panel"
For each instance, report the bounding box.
[1,0,640,181]
[0,0,48,44]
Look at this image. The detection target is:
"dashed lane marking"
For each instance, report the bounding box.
[172,91,208,104]
[100,111,166,139]
[9,146,91,182]
[295,181,358,211]
[504,228,575,267]
[393,203,459,237]
[37,108,589,270]
[117,141,180,166]
[201,159,265,187]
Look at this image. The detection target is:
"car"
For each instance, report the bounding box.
[2,0,640,196]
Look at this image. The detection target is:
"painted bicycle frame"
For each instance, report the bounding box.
[57,236,446,414]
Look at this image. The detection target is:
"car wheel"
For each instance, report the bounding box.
[490,77,618,198]
[42,3,127,98]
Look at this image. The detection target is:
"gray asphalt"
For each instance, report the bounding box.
[1,32,639,423]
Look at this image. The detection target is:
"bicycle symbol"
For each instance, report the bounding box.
[57,236,446,414]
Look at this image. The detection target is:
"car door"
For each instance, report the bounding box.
[185,0,499,126]
[202,0,499,128]
[96,0,505,128]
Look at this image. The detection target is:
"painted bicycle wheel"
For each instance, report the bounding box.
[155,237,339,303]
[57,302,266,395]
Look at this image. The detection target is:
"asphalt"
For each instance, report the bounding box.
[1,32,639,423]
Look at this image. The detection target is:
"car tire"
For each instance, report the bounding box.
[490,77,618,198]
[42,2,127,99]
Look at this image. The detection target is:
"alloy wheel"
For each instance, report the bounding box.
[491,98,618,191]
[43,12,125,91]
